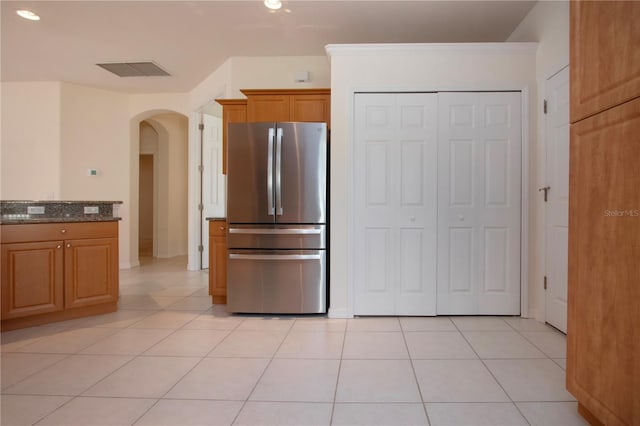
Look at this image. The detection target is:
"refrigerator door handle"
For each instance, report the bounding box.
[229,253,322,261]
[275,127,283,216]
[267,127,275,216]
[229,228,322,235]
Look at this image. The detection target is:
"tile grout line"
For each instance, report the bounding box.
[128,311,247,425]
[228,318,295,426]
[453,317,532,426]
[399,317,432,426]
[329,320,348,425]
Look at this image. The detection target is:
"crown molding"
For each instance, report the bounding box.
[325,42,538,58]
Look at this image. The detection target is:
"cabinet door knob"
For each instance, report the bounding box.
[220,226,225,231]
[60,229,67,234]
[66,243,71,248]
[56,245,62,249]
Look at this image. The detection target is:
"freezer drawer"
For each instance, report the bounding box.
[227,250,326,314]
[227,224,326,250]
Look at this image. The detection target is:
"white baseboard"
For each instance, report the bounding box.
[119,260,140,270]
[526,308,545,322]
[328,307,353,319]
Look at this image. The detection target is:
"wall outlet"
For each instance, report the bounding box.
[84,206,99,214]
[27,206,45,214]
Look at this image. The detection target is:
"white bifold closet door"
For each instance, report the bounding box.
[354,93,438,315]
[436,92,522,315]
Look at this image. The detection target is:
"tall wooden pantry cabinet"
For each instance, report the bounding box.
[567,2,640,425]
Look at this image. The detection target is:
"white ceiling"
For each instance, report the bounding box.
[1,1,536,94]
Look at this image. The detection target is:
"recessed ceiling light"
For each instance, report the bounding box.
[264,0,282,10]
[16,9,40,21]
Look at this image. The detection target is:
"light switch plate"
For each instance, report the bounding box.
[84,206,99,214]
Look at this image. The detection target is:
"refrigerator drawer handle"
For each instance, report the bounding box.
[267,128,275,216]
[229,254,322,261]
[229,228,322,235]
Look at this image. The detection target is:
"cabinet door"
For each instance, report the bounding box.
[567,97,640,426]
[290,94,331,128]
[1,241,64,319]
[64,238,118,309]
[570,0,640,123]
[209,220,228,304]
[217,99,247,174]
[247,95,290,122]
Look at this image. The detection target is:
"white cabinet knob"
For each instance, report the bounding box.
[410,216,416,222]
[458,215,465,221]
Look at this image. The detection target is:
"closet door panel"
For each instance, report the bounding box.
[354,93,437,316]
[437,92,522,315]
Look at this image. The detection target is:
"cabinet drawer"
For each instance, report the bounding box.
[1,221,118,243]
[209,220,227,237]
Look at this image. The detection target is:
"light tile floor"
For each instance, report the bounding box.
[1,257,587,426]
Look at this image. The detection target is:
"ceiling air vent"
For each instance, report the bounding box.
[96,62,170,77]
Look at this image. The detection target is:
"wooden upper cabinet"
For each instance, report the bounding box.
[244,92,290,122]
[216,99,247,174]
[241,89,331,125]
[570,1,640,123]
[290,93,331,127]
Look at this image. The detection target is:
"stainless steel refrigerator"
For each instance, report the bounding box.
[226,122,327,314]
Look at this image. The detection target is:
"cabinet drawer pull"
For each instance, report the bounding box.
[220,226,225,231]
[60,229,67,234]
[66,243,71,248]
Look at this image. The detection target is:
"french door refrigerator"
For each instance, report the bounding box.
[226,122,327,314]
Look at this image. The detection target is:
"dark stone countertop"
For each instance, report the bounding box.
[0,200,122,225]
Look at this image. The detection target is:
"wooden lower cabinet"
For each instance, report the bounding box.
[1,241,64,319]
[64,237,119,309]
[1,221,119,330]
[208,219,228,304]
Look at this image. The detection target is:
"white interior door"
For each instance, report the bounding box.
[354,93,438,316]
[437,92,522,315]
[544,67,570,333]
[202,113,225,269]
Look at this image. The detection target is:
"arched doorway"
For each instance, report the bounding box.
[131,111,189,266]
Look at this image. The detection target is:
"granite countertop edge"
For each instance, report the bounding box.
[0,217,122,225]
[1,200,123,204]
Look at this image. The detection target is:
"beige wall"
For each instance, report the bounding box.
[1,82,62,200]
[326,43,538,318]
[58,82,131,266]
[190,55,331,108]
[508,1,570,321]
[228,56,331,97]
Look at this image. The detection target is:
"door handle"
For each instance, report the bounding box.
[229,254,321,261]
[538,186,551,202]
[275,127,283,216]
[267,128,275,215]
[229,228,322,235]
